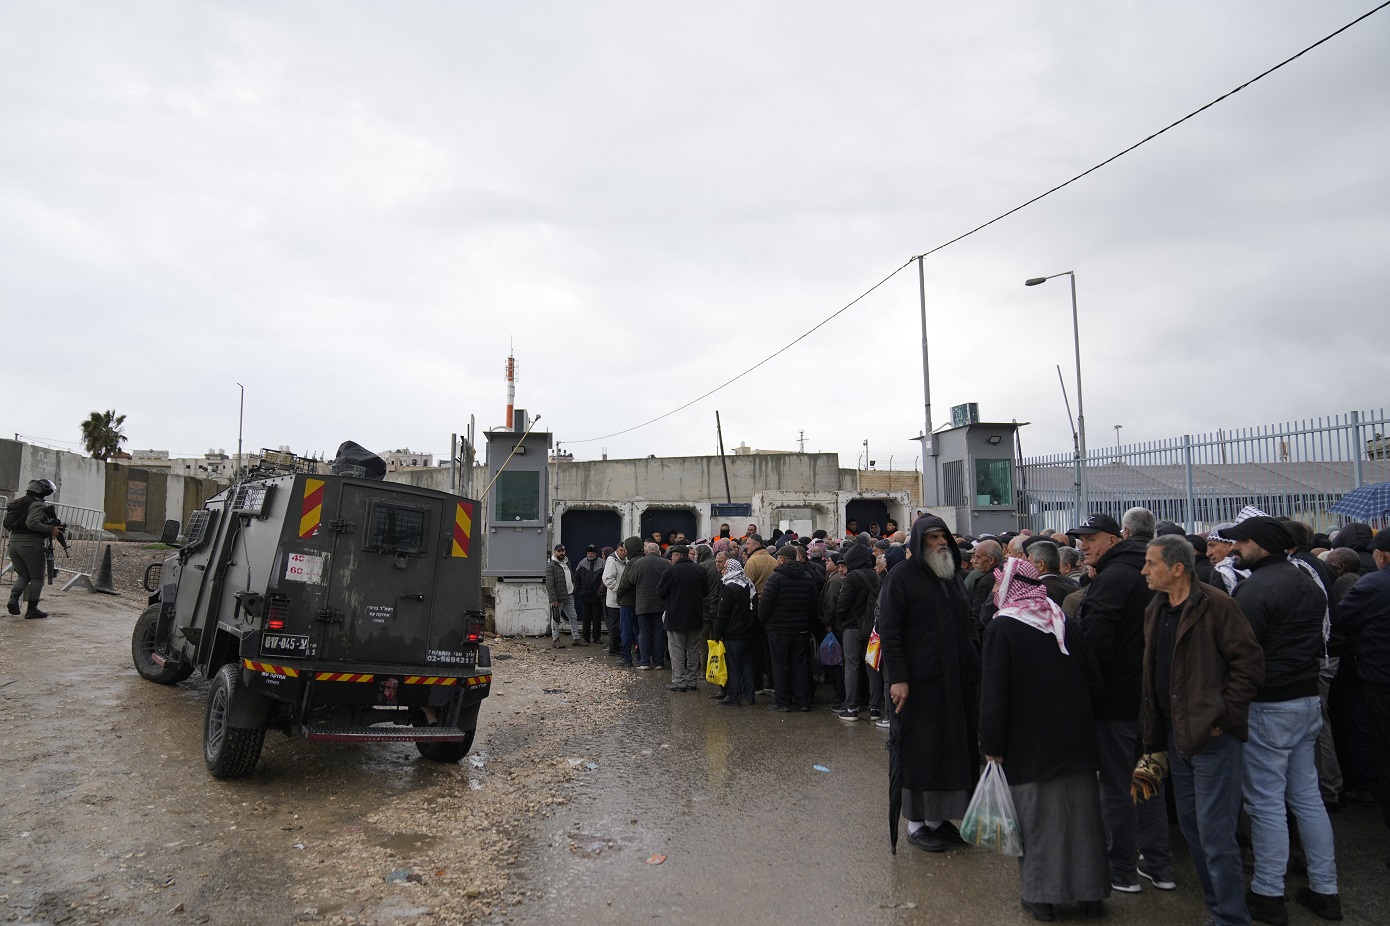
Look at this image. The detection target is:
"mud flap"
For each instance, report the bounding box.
[228,672,274,728]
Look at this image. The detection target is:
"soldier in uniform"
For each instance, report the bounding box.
[6,479,63,619]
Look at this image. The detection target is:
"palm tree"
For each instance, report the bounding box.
[80,410,128,460]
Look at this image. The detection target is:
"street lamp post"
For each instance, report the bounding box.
[916,256,939,506]
[1025,271,1088,518]
[1114,424,1123,452]
[236,382,245,480]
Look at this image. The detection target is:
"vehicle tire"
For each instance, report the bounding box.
[131,606,195,685]
[416,729,475,764]
[204,664,266,779]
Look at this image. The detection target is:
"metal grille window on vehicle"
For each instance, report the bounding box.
[184,509,215,549]
[365,502,430,555]
[232,483,273,517]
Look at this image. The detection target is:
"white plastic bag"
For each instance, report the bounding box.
[959,760,1023,857]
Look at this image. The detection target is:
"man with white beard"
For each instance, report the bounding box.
[878,515,980,852]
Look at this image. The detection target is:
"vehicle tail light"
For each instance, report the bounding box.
[465,614,484,643]
[266,596,290,631]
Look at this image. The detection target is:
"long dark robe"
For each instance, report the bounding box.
[879,516,980,801]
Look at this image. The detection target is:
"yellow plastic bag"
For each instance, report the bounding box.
[705,639,728,686]
[864,630,882,671]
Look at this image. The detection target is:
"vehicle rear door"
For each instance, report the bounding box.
[317,482,442,665]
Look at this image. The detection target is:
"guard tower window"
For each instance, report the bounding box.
[494,470,540,522]
[975,459,1014,507]
[943,460,966,507]
[365,502,430,555]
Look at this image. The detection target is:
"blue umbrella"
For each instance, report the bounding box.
[1329,482,1390,521]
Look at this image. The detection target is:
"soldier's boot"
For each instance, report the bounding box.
[7,588,21,615]
[24,599,47,619]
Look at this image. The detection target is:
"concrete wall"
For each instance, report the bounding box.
[556,452,844,502]
[0,439,226,537]
[0,439,107,512]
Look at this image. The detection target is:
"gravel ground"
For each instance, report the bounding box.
[1,544,641,926]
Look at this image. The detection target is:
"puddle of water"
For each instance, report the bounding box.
[377,832,439,854]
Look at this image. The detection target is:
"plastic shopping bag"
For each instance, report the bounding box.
[705,639,728,686]
[818,631,843,667]
[959,761,1023,857]
[864,630,882,671]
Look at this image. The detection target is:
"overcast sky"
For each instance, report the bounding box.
[3,2,1387,473]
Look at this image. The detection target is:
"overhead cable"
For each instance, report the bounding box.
[568,2,1389,444]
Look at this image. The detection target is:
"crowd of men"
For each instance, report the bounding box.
[540,509,1389,926]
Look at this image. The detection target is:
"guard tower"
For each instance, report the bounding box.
[483,409,553,634]
[931,417,1023,536]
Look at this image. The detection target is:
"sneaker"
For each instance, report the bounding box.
[620,661,634,667]
[836,709,860,722]
[1245,891,1287,926]
[573,640,588,647]
[551,639,565,648]
[638,665,652,671]
[875,718,890,729]
[868,708,883,719]
[1137,866,1176,891]
[1294,887,1342,921]
[767,705,791,713]
[1110,877,1141,894]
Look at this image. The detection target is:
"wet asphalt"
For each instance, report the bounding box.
[499,647,1390,926]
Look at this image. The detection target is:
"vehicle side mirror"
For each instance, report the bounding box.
[160,519,181,546]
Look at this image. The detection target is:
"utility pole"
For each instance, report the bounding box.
[715,411,732,504]
[798,429,806,453]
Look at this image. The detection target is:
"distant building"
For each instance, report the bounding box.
[381,448,433,471]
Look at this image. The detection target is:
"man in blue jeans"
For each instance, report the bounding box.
[1226,517,1342,924]
[1141,535,1264,926]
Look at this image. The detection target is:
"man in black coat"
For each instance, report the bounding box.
[656,545,709,691]
[1227,517,1341,922]
[836,541,881,720]
[758,544,818,712]
[1068,513,1174,893]
[879,515,980,853]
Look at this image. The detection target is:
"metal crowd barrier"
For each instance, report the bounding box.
[1,499,111,592]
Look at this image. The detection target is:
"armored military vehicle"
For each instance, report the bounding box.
[132,445,491,779]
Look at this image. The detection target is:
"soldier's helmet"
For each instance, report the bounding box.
[27,478,56,497]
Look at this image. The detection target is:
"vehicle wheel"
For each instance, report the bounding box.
[131,606,195,685]
[416,729,475,764]
[204,664,266,779]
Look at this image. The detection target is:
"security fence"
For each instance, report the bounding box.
[1018,409,1390,535]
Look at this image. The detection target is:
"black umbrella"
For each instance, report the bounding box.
[888,694,904,854]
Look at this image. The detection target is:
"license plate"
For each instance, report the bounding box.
[260,633,310,658]
[426,648,477,666]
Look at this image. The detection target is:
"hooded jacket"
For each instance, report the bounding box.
[613,536,644,609]
[835,542,880,635]
[1140,577,1265,758]
[1334,562,1390,686]
[1075,537,1156,721]
[602,550,628,609]
[1336,522,1378,575]
[759,559,818,634]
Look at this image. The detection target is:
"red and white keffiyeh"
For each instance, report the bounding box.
[992,557,1069,654]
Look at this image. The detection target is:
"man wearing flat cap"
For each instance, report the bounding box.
[1067,513,1175,893]
[1225,516,1342,922]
